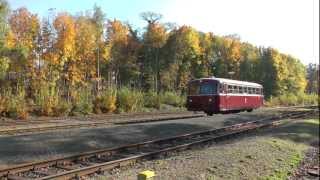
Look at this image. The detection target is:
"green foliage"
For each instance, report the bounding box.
[71,88,93,115]
[161,91,185,107]
[53,99,72,116]
[0,57,9,80]
[266,92,318,106]
[116,87,144,112]
[1,88,28,119]
[144,91,161,109]
[93,88,117,113]
[34,85,58,116]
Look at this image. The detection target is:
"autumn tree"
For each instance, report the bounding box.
[239,43,260,82]
[8,8,40,95]
[212,36,241,79]
[305,63,318,94]
[161,26,201,92]
[53,12,78,94]
[140,12,167,92]
[75,16,97,82]
[91,5,105,91]
[104,19,140,88]
[0,0,9,46]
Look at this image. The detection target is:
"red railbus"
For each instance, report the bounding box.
[186,77,264,116]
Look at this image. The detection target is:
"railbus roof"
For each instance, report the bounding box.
[190,77,263,88]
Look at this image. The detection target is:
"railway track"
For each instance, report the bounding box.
[0,113,204,136]
[0,111,201,126]
[0,106,316,136]
[0,108,316,180]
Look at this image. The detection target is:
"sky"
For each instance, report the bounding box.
[8,0,319,65]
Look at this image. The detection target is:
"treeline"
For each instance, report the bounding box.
[0,1,318,118]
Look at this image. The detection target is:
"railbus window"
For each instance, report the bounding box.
[228,85,233,93]
[199,81,218,95]
[257,88,261,95]
[244,87,248,93]
[219,84,224,93]
[234,86,239,93]
[239,86,243,94]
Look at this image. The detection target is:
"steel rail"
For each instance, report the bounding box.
[0,114,204,136]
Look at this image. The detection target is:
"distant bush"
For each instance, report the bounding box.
[161,91,185,107]
[0,86,188,119]
[0,95,6,116]
[266,92,318,106]
[93,88,117,113]
[117,88,144,112]
[53,99,72,116]
[144,91,161,109]
[2,88,29,119]
[34,86,59,116]
[71,88,93,115]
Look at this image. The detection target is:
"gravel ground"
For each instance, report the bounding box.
[97,116,319,180]
[289,142,319,180]
[0,108,284,168]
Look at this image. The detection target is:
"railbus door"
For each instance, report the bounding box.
[218,83,226,111]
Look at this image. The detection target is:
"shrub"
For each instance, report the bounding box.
[71,88,93,115]
[53,99,72,116]
[0,95,6,116]
[34,86,59,116]
[266,92,318,107]
[93,88,117,113]
[144,91,161,109]
[117,88,144,112]
[161,91,185,107]
[4,88,28,119]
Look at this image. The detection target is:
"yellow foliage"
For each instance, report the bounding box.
[5,30,15,48]
[9,8,39,50]
[144,23,167,48]
[75,17,97,78]
[54,13,76,61]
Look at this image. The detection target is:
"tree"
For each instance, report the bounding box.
[75,16,97,82]
[140,12,167,92]
[0,0,9,46]
[306,63,319,94]
[239,43,260,82]
[8,8,40,95]
[53,12,78,92]
[161,26,201,92]
[105,19,140,88]
[92,4,106,91]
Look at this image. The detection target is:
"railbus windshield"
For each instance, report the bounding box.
[188,80,218,95]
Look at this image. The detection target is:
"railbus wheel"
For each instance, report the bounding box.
[206,112,214,116]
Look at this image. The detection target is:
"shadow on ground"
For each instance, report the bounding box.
[0,122,210,166]
[256,114,319,146]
